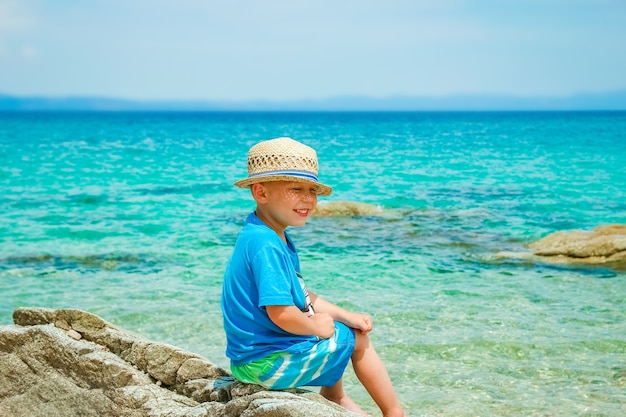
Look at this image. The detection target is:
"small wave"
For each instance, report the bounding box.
[66,193,108,205]
[0,253,158,272]
[135,182,229,196]
[66,186,108,205]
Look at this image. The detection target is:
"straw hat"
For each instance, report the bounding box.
[234,137,333,196]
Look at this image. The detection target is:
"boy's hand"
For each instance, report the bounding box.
[310,313,335,339]
[344,312,373,335]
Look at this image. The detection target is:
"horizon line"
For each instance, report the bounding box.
[2,89,626,111]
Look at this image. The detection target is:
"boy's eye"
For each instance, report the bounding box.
[287,187,319,197]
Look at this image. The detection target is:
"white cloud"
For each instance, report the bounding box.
[20,44,37,59]
[0,0,32,32]
[0,0,35,61]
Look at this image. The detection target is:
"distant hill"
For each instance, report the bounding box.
[1,90,626,111]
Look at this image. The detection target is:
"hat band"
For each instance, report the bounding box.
[248,169,319,182]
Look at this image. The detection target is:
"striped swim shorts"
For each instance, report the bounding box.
[230,322,356,389]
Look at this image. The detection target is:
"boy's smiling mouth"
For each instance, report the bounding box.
[295,209,310,216]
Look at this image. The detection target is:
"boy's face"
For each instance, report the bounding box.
[253,181,318,232]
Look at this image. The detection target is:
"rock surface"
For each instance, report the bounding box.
[500,224,626,268]
[313,201,383,217]
[0,307,361,417]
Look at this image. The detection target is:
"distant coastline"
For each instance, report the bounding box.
[1,90,626,111]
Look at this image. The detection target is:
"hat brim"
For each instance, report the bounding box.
[234,175,332,196]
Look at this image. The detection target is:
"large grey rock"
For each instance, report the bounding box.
[0,308,360,417]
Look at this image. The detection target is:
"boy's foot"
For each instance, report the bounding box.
[383,409,409,417]
[339,395,369,415]
[321,391,369,416]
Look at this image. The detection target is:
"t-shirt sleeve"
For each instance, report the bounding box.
[252,242,296,308]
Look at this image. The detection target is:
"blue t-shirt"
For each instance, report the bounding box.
[221,212,317,366]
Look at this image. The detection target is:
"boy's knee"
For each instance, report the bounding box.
[353,331,371,353]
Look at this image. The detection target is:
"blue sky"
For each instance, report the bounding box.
[1,0,625,101]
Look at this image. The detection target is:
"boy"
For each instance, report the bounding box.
[221,137,406,417]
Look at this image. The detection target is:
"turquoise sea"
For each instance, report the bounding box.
[1,111,625,416]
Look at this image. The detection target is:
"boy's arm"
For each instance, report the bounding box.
[266,305,335,339]
[309,292,373,335]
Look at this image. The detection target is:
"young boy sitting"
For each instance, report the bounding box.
[221,137,407,417]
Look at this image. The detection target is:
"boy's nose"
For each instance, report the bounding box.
[301,191,317,202]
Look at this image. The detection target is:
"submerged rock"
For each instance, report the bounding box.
[500,225,626,268]
[313,201,383,217]
[0,307,361,417]
[529,224,626,264]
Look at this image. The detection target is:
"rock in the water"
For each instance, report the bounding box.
[0,307,362,417]
[313,201,383,217]
[528,224,626,264]
[498,225,626,268]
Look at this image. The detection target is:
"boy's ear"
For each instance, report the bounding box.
[250,183,268,203]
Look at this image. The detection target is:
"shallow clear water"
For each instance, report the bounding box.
[1,111,625,416]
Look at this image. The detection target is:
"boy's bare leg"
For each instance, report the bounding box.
[319,379,368,415]
[351,332,407,417]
